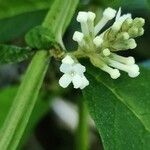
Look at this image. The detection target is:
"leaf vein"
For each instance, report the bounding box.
[90,73,150,133]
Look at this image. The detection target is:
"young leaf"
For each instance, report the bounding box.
[25,25,56,50]
[83,65,150,150]
[0,44,33,64]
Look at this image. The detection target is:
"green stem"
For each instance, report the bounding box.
[76,100,89,150]
[0,50,50,150]
[42,0,79,48]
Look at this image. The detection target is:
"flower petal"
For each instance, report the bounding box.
[60,63,72,73]
[59,74,72,88]
[80,76,89,89]
[72,74,83,89]
[73,63,86,75]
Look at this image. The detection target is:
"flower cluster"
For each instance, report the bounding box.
[59,7,145,89]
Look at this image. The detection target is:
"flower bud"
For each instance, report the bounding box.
[117,32,130,41]
[128,27,139,37]
[128,39,137,49]
[133,17,145,28]
[138,28,144,36]
[121,18,133,31]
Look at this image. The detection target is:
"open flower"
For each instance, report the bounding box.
[59,55,89,89]
[73,7,145,79]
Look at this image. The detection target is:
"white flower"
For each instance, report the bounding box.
[72,7,144,79]
[59,55,89,89]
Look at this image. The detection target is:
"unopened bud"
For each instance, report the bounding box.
[138,28,144,36]
[122,18,133,31]
[128,39,137,49]
[133,17,145,27]
[128,27,139,37]
[117,32,130,41]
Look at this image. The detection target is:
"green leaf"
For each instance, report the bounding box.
[0,44,33,64]
[0,0,54,42]
[0,10,47,43]
[83,65,150,150]
[0,0,53,19]
[25,26,56,50]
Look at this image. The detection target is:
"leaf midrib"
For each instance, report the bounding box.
[89,72,150,133]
